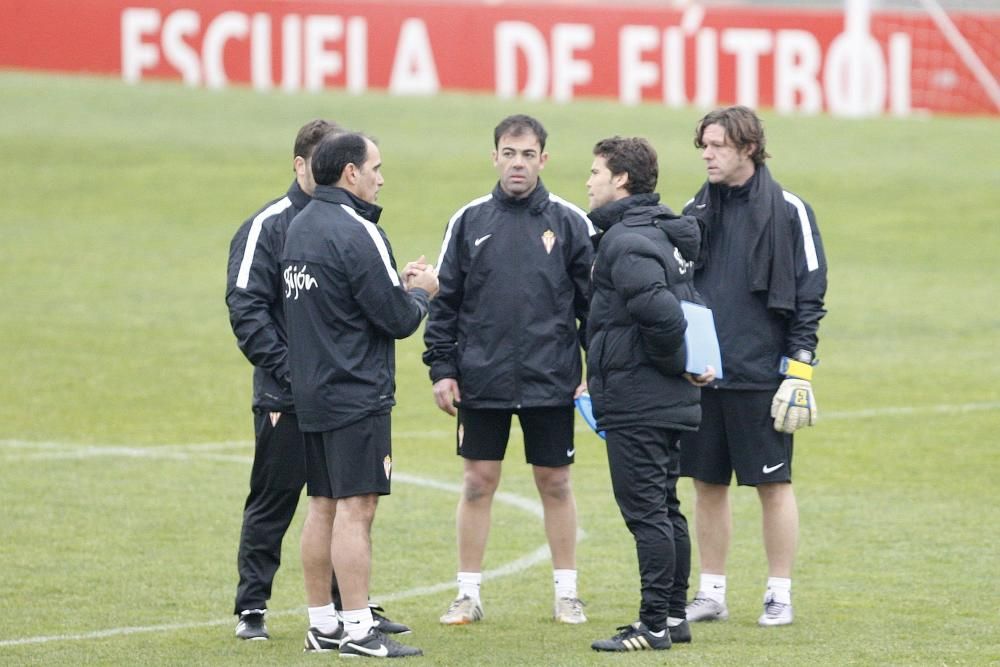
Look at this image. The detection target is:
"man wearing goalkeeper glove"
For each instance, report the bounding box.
[678,106,827,628]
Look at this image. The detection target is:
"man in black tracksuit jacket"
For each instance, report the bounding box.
[282,132,436,658]
[226,120,408,642]
[585,136,713,653]
[225,119,338,640]
[423,115,595,625]
[679,106,827,628]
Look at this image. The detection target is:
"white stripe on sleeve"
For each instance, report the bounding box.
[436,194,493,268]
[548,193,598,237]
[783,191,819,272]
[235,197,293,289]
[341,204,400,286]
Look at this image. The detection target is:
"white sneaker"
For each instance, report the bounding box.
[554,597,587,624]
[440,595,484,625]
[685,593,729,622]
[757,591,793,626]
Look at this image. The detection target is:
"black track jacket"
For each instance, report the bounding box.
[423,180,595,409]
[226,180,309,412]
[282,186,430,432]
[586,194,703,432]
[684,166,827,390]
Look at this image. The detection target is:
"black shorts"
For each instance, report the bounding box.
[457,406,575,467]
[304,414,392,499]
[679,389,793,486]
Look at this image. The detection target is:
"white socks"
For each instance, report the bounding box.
[341,607,375,641]
[766,577,792,604]
[457,570,579,604]
[698,574,793,605]
[553,569,578,600]
[308,603,339,634]
[457,572,483,601]
[699,573,727,603]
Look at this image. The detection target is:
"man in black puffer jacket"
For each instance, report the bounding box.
[586,136,714,654]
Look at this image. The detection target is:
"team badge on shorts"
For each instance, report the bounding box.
[383,455,392,480]
[542,230,556,254]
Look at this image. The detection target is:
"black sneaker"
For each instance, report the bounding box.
[370,603,412,635]
[303,625,345,652]
[235,609,269,640]
[340,628,423,658]
[669,619,692,643]
[591,621,672,652]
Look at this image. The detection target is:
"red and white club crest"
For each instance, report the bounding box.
[542,230,556,254]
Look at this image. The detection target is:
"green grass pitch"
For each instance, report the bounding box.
[1,71,998,665]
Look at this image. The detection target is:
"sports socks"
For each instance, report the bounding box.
[553,569,578,600]
[341,607,375,641]
[667,616,686,627]
[699,573,727,603]
[457,571,483,601]
[308,603,340,634]
[766,576,792,604]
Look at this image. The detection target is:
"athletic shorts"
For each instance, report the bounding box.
[304,414,392,499]
[679,389,793,486]
[457,406,575,467]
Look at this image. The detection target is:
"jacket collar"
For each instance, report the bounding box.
[286,179,312,211]
[491,179,550,214]
[588,192,661,232]
[312,185,383,224]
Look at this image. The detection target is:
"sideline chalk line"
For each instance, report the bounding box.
[0,440,582,648]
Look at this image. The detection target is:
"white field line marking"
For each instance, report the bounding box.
[0,440,581,648]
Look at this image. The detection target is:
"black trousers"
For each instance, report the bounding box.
[605,426,691,630]
[234,410,340,613]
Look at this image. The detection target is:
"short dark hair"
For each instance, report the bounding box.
[694,105,770,166]
[593,136,658,195]
[494,114,548,150]
[311,132,371,187]
[293,119,341,161]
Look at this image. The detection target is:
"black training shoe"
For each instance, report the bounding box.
[669,619,692,643]
[303,625,345,652]
[340,628,423,658]
[370,603,412,635]
[235,609,269,640]
[591,621,672,652]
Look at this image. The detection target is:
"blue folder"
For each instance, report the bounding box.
[574,392,606,440]
[680,301,724,379]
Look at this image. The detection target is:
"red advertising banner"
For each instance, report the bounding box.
[2,0,997,116]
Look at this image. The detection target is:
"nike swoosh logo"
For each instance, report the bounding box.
[695,203,707,209]
[351,642,389,657]
[566,448,576,457]
[474,234,492,246]
[762,462,785,474]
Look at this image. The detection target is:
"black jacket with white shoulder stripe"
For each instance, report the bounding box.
[423,180,595,409]
[226,180,309,413]
[684,165,827,390]
[282,185,430,432]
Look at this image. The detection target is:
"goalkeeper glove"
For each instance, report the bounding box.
[771,355,817,434]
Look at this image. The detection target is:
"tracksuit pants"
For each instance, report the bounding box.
[233,410,340,613]
[605,426,690,630]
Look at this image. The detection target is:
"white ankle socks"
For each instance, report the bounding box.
[700,573,727,603]
[457,571,483,601]
[554,569,578,599]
